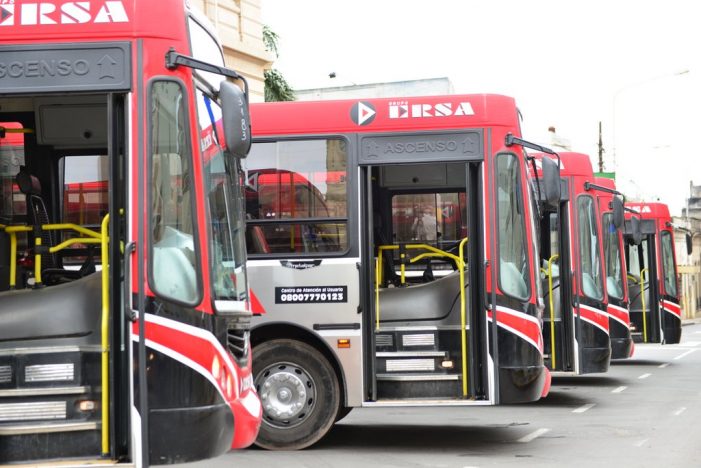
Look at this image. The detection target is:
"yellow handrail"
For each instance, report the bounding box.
[100,214,110,455]
[457,238,469,398]
[4,225,32,289]
[375,257,380,331]
[640,268,648,343]
[546,254,559,369]
[2,217,111,454]
[375,239,470,397]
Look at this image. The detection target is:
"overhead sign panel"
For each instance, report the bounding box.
[0,42,131,93]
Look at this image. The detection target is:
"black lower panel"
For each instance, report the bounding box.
[149,402,234,465]
[611,337,633,360]
[0,428,100,463]
[498,365,546,404]
[580,346,611,374]
[663,316,682,344]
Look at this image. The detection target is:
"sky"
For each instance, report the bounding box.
[261,0,701,216]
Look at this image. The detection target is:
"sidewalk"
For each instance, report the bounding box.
[682,317,701,326]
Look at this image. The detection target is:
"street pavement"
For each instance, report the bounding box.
[179,322,701,467]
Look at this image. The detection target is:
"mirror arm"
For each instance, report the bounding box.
[583,181,621,195]
[165,48,249,99]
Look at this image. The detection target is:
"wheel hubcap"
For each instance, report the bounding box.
[255,362,316,428]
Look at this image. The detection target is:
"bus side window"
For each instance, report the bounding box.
[243,138,349,255]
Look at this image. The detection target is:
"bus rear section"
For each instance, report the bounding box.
[0,1,260,464]
[594,177,633,359]
[532,152,611,375]
[245,94,549,450]
[624,202,682,344]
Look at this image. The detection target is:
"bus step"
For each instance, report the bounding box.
[0,420,101,463]
[376,373,462,399]
[375,329,439,351]
[375,351,455,374]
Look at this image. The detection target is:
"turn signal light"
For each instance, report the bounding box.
[78,400,97,412]
[337,339,351,349]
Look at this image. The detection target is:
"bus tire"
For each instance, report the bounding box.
[253,339,339,450]
[335,406,353,423]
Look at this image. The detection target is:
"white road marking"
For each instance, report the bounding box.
[517,427,551,443]
[681,341,701,346]
[638,373,651,379]
[612,386,627,393]
[634,438,649,447]
[658,363,670,368]
[673,407,687,416]
[572,403,596,413]
[674,349,697,360]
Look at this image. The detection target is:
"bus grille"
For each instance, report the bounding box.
[0,401,66,422]
[0,365,11,384]
[227,329,250,363]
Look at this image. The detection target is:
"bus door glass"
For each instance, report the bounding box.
[627,236,652,341]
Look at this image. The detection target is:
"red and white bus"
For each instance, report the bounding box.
[0,1,260,465]
[593,177,634,359]
[624,202,682,344]
[244,94,555,449]
[530,152,616,374]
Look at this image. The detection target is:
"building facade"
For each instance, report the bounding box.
[675,181,701,319]
[191,0,273,102]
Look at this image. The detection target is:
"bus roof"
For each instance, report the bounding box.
[0,0,191,43]
[624,202,672,221]
[250,94,521,136]
[594,177,617,191]
[557,152,594,177]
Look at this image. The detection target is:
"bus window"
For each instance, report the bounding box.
[62,155,109,226]
[661,230,677,297]
[496,153,530,300]
[0,122,26,221]
[149,80,201,305]
[391,192,465,245]
[603,212,624,300]
[244,139,349,255]
[577,195,604,301]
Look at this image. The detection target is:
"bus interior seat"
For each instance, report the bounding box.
[16,167,95,285]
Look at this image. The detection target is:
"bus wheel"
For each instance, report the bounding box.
[253,339,339,450]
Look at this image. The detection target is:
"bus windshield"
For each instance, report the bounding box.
[197,89,248,302]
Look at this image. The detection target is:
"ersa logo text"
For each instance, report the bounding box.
[350,100,475,126]
[0,1,129,26]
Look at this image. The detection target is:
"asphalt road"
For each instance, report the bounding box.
[179,322,701,468]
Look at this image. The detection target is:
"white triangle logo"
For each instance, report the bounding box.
[357,102,375,125]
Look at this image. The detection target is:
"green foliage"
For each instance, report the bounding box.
[262,25,295,102]
[265,69,296,102]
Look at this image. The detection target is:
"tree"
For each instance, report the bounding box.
[263,25,295,102]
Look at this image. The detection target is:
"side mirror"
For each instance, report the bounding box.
[612,196,624,230]
[541,156,561,206]
[687,232,693,256]
[630,215,643,245]
[220,80,251,158]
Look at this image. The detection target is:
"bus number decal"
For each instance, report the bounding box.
[275,286,348,304]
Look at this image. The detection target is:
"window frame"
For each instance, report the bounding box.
[146,77,203,307]
[602,212,625,300]
[576,194,605,302]
[660,229,678,298]
[243,135,352,258]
